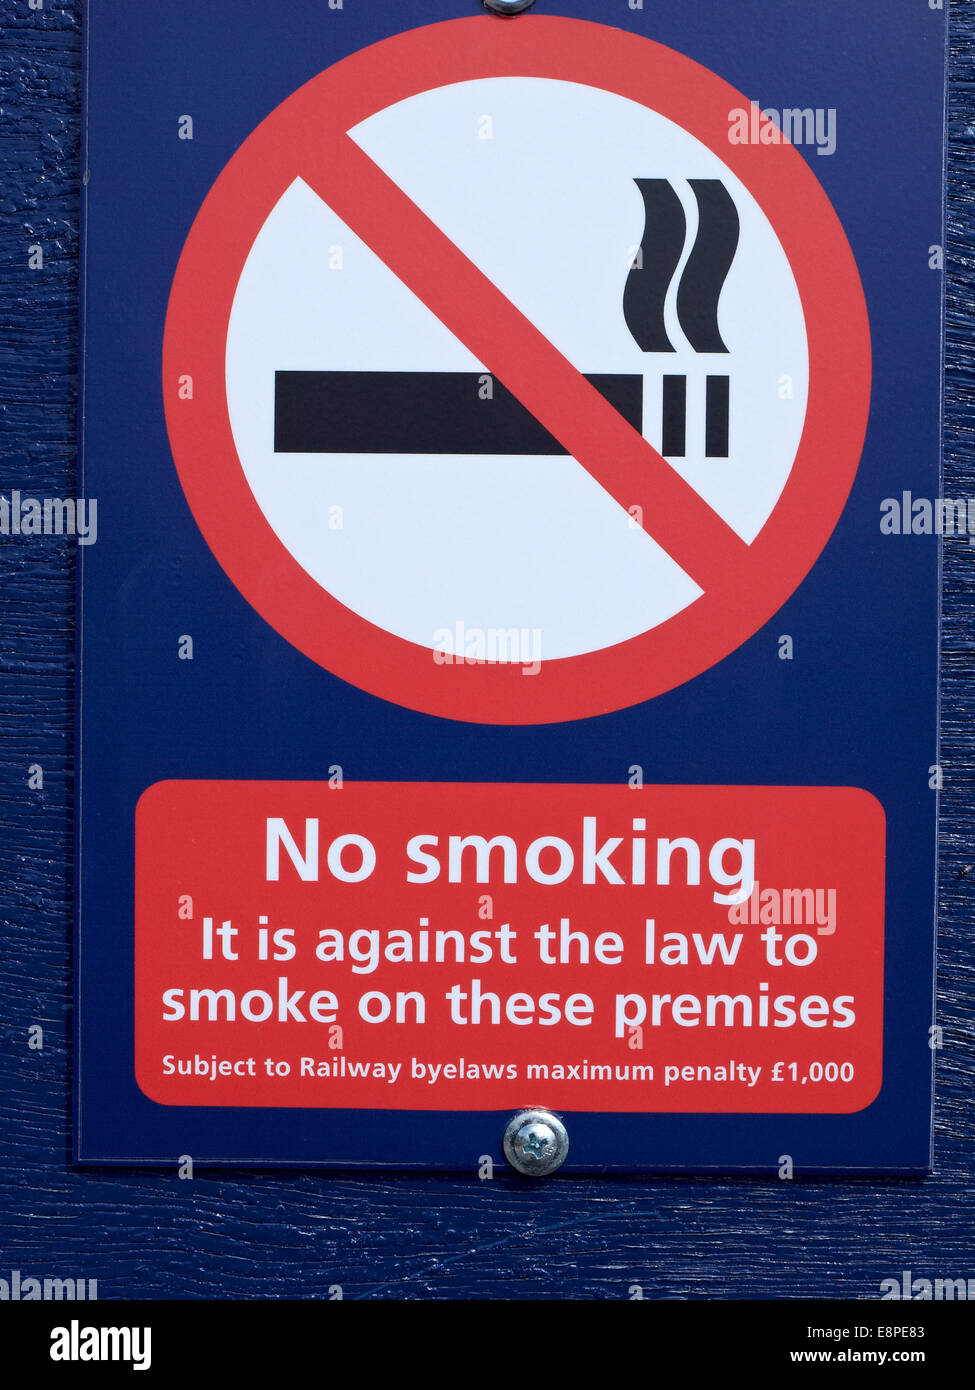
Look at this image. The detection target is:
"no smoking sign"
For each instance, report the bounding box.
[163,16,871,724]
[78,0,942,1174]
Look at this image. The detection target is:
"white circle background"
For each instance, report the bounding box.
[226,77,808,662]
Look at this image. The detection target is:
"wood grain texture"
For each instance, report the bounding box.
[0,0,972,1300]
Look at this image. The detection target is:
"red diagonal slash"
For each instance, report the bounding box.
[300,135,751,594]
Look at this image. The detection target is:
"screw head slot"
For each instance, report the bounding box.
[502,1109,569,1177]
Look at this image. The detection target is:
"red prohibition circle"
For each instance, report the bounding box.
[162,15,871,725]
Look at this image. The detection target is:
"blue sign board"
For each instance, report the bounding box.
[76,0,946,1173]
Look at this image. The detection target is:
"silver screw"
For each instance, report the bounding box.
[483,0,536,14]
[502,1109,569,1177]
